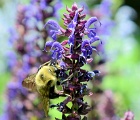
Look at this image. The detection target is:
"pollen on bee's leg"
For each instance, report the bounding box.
[54,86,65,96]
[54,87,63,95]
[57,90,70,97]
[57,90,64,95]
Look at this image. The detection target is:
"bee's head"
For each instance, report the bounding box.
[35,66,57,87]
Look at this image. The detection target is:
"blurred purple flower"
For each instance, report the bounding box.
[40,0,47,10]
[0,113,8,120]
[8,28,18,44]
[92,0,114,37]
[122,111,134,120]
[100,0,112,16]
[25,4,42,20]
[54,0,63,18]
[6,51,17,70]
[5,0,62,119]
[7,81,20,100]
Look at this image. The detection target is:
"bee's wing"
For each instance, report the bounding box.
[22,74,37,91]
[40,96,50,117]
[39,60,51,70]
[39,60,59,70]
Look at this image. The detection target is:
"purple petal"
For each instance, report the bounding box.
[87,29,96,39]
[90,36,100,44]
[85,17,98,29]
[84,17,101,42]
[60,61,66,69]
[68,10,79,31]
[45,20,62,40]
[51,42,63,51]
[67,11,79,48]
[50,30,58,40]
[81,40,93,58]
[81,39,89,48]
[68,34,75,45]
[51,42,63,59]
[44,41,54,51]
[91,46,97,52]
[68,34,75,54]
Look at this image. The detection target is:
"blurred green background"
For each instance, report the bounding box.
[0,0,140,119]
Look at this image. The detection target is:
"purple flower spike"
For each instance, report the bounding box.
[45,20,62,40]
[51,42,64,60]
[40,3,103,119]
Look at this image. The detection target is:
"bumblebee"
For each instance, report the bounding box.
[22,60,62,117]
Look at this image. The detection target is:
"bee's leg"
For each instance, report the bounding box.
[50,103,59,108]
[54,85,64,95]
[54,86,70,97]
[49,85,67,99]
